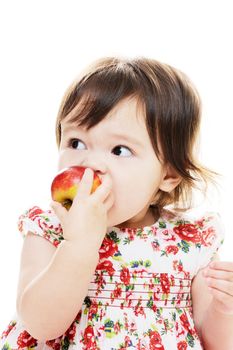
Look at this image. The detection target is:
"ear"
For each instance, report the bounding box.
[159,164,182,192]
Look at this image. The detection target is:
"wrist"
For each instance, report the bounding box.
[60,238,100,264]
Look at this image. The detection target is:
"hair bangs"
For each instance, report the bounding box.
[59,63,141,130]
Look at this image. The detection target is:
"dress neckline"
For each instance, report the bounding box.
[107,207,177,234]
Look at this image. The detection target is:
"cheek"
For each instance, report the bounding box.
[57,150,78,170]
[111,156,163,193]
[108,180,153,227]
[113,170,161,205]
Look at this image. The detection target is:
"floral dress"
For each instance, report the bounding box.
[0,206,224,350]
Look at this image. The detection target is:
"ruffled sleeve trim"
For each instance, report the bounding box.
[18,206,64,247]
[195,211,225,272]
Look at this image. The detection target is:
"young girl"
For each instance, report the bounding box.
[1,57,233,350]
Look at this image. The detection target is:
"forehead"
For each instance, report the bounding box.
[61,97,147,134]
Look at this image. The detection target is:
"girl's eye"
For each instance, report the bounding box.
[112,145,133,157]
[68,138,86,150]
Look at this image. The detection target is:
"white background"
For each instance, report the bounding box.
[0,0,232,331]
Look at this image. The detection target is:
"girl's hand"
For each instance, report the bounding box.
[203,261,233,315]
[50,168,114,247]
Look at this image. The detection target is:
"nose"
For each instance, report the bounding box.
[79,154,107,175]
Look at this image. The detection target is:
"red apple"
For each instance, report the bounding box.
[51,166,101,209]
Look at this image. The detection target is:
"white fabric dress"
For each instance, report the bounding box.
[0,206,224,350]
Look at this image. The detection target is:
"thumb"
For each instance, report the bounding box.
[50,200,67,223]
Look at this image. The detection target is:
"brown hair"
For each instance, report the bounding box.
[55,56,217,211]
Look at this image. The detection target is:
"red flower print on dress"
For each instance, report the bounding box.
[136,339,147,350]
[18,220,23,234]
[99,237,118,259]
[162,229,176,242]
[160,273,170,294]
[149,330,165,350]
[172,260,191,279]
[88,300,99,320]
[195,218,205,228]
[17,330,38,349]
[179,313,195,335]
[1,321,16,339]
[27,206,44,220]
[201,227,217,247]
[2,207,221,350]
[45,338,62,350]
[134,300,146,317]
[173,224,201,243]
[165,245,179,255]
[151,239,160,251]
[177,340,188,350]
[65,322,76,342]
[53,239,61,248]
[96,260,115,276]
[112,284,122,298]
[113,321,121,335]
[74,310,82,322]
[124,335,132,347]
[82,325,97,349]
[120,267,131,285]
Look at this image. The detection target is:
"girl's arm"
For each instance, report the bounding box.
[192,258,233,349]
[18,169,113,341]
[17,232,99,341]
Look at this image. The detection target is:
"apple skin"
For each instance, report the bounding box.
[51,166,101,209]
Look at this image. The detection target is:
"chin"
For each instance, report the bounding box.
[107,208,135,229]
[108,204,152,229]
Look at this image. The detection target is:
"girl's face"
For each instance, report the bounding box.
[58,97,171,228]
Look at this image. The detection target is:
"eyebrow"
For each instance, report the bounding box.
[62,125,144,147]
[108,132,144,147]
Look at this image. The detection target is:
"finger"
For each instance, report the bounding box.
[209,261,233,272]
[103,191,115,212]
[208,287,232,303]
[50,200,67,222]
[205,277,233,297]
[91,174,112,202]
[73,168,94,203]
[203,268,233,282]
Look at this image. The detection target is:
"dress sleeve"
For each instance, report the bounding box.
[196,212,225,271]
[17,206,64,248]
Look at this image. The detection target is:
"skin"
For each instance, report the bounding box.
[57,96,180,229]
[52,96,233,347]
[18,96,182,340]
[16,95,233,344]
[192,259,233,349]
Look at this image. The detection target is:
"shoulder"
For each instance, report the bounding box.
[18,205,63,247]
[161,208,224,244]
[161,208,225,272]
